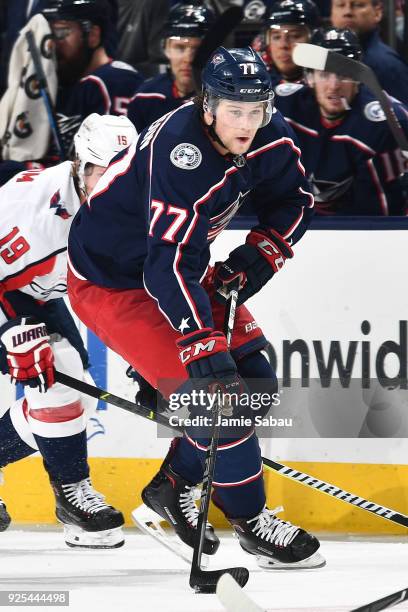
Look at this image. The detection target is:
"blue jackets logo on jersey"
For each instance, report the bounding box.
[49,189,72,220]
[170,143,202,170]
[364,101,386,122]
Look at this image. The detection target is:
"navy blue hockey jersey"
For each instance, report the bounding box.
[56,60,144,155]
[127,72,194,133]
[274,82,408,215]
[68,102,314,334]
[361,30,408,106]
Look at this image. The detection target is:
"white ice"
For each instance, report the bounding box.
[0,529,407,612]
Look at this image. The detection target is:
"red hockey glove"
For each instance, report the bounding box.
[0,317,55,393]
[214,226,293,305]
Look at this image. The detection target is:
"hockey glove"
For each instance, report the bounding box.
[214,226,293,306]
[0,316,55,393]
[176,327,247,410]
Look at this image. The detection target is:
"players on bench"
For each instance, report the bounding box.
[0,113,137,547]
[67,46,324,569]
[127,2,215,134]
[274,27,408,215]
[262,0,320,87]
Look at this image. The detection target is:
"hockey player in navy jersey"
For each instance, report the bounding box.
[127,3,215,134]
[0,0,143,186]
[261,0,320,87]
[68,47,324,569]
[274,27,408,215]
[0,113,137,547]
[42,0,143,155]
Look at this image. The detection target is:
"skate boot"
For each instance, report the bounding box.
[51,477,125,549]
[0,497,11,531]
[0,471,11,531]
[230,506,325,569]
[132,465,220,563]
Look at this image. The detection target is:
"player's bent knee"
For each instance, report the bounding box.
[237,350,278,419]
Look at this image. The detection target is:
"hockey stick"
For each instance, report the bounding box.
[292,43,408,158]
[25,30,66,160]
[189,278,249,593]
[263,460,408,528]
[53,370,408,530]
[217,573,408,612]
[351,587,408,611]
[192,6,244,90]
[217,573,263,612]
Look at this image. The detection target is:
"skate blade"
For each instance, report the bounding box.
[256,550,326,570]
[132,504,209,567]
[63,524,125,549]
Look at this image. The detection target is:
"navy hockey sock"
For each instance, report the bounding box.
[191,431,265,518]
[33,429,90,484]
[169,437,204,484]
[212,475,266,519]
[0,410,36,467]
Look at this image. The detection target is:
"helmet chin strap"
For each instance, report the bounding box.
[206,116,246,167]
[207,116,227,149]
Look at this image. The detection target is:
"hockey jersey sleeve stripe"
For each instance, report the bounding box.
[142,273,184,329]
[170,166,239,330]
[330,134,376,155]
[280,187,314,241]
[247,137,306,176]
[299,185,314,208]
[366,158,389,214]
[147,105,206,330]
[80,75,112,114]
[135,92,167,100]
[87,142,137,207]
[285,117,319,137]
[67,253,88,281]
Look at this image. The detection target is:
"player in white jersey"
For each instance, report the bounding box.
[0,113,137,547]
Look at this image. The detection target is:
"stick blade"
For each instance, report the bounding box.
[351,587,408,612]
[217,573,264,612]
[292,43,328,70]
[190,566,249,594]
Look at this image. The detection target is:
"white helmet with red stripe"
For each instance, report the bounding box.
[74,113,137,191]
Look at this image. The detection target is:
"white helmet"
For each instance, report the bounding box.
[74,113,137,191]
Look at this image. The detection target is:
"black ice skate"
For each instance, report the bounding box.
[0,497,11,531]
[132,466,220,564]
[51,477,124,549]
[230,505,325,569]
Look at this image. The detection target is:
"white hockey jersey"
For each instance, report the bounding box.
[0,161,80,325]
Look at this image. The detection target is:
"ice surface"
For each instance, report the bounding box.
[0,529,407,612]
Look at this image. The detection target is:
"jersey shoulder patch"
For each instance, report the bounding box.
[170,143,202,170]
[275,82,304,97]
[364,100,386,122]
[110,60,138,73]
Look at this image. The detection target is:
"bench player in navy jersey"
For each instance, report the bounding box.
[258,0,320,87]
[0,114,137,547]
[274,27,408,215]
[68,47,325,569]
[0,0,143,186]
[127,3,215,134]
[43,0,143,154]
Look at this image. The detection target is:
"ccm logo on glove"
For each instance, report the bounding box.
[246,228,293,273]
[177,328,228,366]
